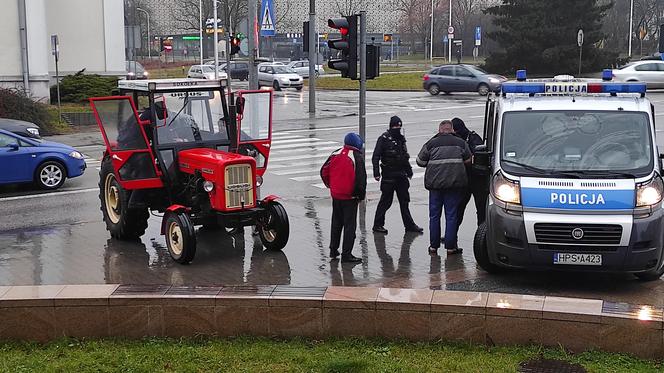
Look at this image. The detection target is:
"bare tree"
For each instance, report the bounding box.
[171,0,247,34]
[334,0,368,16]
[392,0,450,55]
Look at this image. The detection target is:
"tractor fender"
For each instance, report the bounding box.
[160,205,190,234]
[259,195,280,207]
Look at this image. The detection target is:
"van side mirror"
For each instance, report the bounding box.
[472,145,492,174]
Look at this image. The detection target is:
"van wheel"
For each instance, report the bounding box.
[35,161,67,190]
[635,265,664,281]
[99,158,149,239]
[164,212,196,264]
[478,83,490,96]
[473,222,502,273]
[258,202,289,251]
[428,83,440,95]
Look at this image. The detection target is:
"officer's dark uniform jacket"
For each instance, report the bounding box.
[416,133,471,190]
[372,131,413,180]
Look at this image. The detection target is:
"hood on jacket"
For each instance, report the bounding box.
[452,117,469,139]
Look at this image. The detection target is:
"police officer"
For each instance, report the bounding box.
[452,117,487,226]
[372,116,423,234]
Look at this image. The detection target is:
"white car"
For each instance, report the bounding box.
[258,65,303,91]
[187,65,227,80]
[287,61,325,78]
[612,60,664,89]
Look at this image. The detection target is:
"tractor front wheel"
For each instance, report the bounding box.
[99,158,149,239]
[258,202,289,251]
[164,212,197,264]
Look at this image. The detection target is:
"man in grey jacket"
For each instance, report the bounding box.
[416,120,471,255]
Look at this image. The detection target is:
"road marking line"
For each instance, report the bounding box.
[270,149,375,162]
[269,145,340,155]
[0,188,98,202]
[272,137,322,144]
[270,141,337,150]
[311,171,424,189]
[290,174,322,182]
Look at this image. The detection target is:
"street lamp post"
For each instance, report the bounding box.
[448,0,452,63]
[199,0,203,66]
[430,0,434,65]
[136,7,150,59]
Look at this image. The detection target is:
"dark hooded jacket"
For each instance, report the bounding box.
[452,118,483,154]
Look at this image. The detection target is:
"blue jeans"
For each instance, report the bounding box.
[429,189,463,249]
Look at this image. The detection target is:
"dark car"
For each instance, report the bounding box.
[221,61,250,81]
[423,64,507,96]
[126,61,149,80]
[0,118,41,139]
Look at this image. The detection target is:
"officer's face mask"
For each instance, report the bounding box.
[389,126,404,137]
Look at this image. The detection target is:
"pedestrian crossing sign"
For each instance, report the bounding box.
[260,0,276,36]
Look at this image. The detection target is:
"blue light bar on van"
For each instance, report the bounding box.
[501,81,647,95]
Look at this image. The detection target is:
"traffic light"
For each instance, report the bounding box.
[230,34,241,55]
[327,16,358,80]
[367,44,381,80]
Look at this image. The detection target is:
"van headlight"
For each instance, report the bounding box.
[492,171,521,204]
[636,175,663,207]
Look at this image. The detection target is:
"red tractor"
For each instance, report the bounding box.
[89,78,289,264]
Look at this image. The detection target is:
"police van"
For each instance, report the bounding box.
[473,70,664,281]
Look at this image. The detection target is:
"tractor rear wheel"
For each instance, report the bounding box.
[164,212,197,264]
[258,202,289,251]
[99,158,149,239]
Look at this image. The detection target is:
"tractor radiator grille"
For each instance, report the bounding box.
[224,164,255,209]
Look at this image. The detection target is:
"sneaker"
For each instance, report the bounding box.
[341,254,362,263]
[406,225,424,233]
[329,248,340,259]
[372,226,388,234]
[428,246,438,255]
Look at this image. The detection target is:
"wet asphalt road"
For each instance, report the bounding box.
[4,89,664,306]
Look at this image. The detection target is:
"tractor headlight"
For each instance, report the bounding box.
[68,151,84,159]
[256,175,264,187]
[492,171,521,204]
[203,180,215,192]
[636,175,663,207]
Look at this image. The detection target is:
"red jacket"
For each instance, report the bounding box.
[321,145,367,200]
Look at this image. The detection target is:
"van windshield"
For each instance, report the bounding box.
[500,111,653,178]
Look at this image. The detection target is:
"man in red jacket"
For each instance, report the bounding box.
[321,133,367,263]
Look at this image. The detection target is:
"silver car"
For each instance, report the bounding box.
[187,65,227,80]
[423,64,506,96]
[287,60,324,78]
[258,65,303,91]
[612,60,664,89]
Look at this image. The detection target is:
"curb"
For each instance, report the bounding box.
[0,284,661,359]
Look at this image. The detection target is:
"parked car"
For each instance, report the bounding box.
[612,60,664,89]
[423,64,507,96]
[187,65,227,80]
[0,118,40,139]
[0,129,86,190]
[126,61,149,80]
[258,65,303,91]
[287,60,325,78]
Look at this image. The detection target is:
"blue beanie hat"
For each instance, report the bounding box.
[344,132,364,150]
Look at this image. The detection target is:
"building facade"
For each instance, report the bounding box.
[0,0,125,101]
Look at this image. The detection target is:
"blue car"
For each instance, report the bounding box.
[0,129,86,190]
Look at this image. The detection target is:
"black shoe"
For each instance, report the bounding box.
[446,247,463,255]
[428,247,438,255]
[406,225,424,233]
[341,254,362,263]
[330,248,340,259]
[372,226,388,234]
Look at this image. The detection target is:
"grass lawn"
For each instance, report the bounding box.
[147,66,188,79]
[316,72,424,91]
[0,337,660,372]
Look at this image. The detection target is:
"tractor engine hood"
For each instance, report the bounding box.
[178,148,257,211]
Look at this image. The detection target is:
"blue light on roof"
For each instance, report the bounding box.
[501,82,546,94]
[516,70,527,81]
[602,69,613,81]
[501,81,647,95]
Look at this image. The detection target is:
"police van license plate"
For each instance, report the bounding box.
[553,253,602,266]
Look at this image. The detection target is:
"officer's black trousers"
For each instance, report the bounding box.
[330,198,359,256]
[457,180,488,227]
[373,177,417,229]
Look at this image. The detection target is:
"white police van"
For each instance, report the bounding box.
[473,70,664,280]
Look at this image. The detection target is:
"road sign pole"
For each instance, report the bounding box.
[248,0,258,89]
[308,0,316,115]
[578,29,584,76]
[359,11,366,142]
[448,0,452,62]
[214,0,219,80]
[51,35,61,124]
